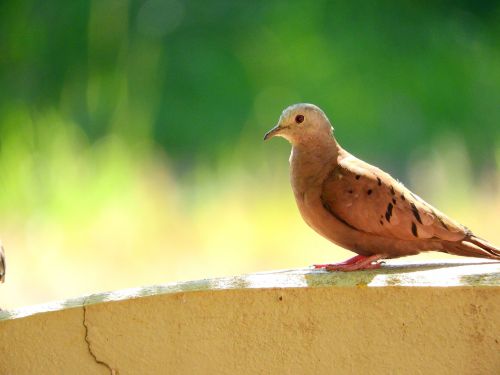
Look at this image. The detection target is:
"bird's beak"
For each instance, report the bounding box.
[263,124,282,141]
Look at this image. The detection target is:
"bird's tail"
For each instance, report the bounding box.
[443,235,500,260]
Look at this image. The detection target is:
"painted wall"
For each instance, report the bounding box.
[1,263,499,374]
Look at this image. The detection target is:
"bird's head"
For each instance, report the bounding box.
[263,103,333,145]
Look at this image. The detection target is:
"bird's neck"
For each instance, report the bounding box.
[289,135,340,194]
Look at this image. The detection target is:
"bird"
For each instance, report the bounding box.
[264,103,500,271]
[0,242,5,283]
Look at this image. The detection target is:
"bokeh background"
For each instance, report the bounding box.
[0,0,499,309]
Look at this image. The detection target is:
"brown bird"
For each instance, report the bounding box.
[264,103,500,271]
[0,242,5,283]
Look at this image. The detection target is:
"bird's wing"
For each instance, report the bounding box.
[320,154,467,241]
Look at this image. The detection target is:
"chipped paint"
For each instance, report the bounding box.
[0,260,499,375]
[1,260,498,321]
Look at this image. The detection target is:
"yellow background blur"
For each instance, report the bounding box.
[0,1,499,309]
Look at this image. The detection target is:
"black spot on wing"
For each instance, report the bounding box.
[355,175,361,180]
[433,210,449,230]
[367,189,372,195]
[411,222,418,237]
[410,203,422,224]
[390,186,395,195]
[385,203,393,222]
[401,194,406,201]
[377,177,382,186]
[392,198,397,205]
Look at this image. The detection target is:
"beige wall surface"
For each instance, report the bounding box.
[1,262,499,375]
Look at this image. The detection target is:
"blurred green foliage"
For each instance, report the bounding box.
[1,0,499,169]
[1,1,500,308]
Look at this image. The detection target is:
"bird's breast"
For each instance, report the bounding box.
[292,184,337,232]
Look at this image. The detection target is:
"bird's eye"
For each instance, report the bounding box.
[295,114,304,124]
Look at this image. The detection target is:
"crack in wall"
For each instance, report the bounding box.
[82,300,118,375]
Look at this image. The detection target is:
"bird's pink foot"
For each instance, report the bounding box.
[314,255,365,268]
[314,254,386,272]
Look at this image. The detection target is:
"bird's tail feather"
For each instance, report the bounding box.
[443,235,500,260]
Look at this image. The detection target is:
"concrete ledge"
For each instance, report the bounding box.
[1,260,499,374]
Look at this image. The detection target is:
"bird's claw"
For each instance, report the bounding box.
[313,254,386,272]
